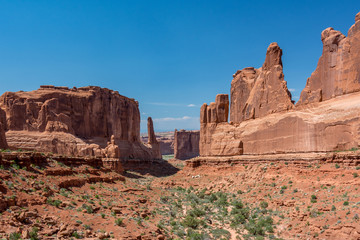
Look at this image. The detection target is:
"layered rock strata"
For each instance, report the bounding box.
[202,91,360,155]
[0,109,8,149]
[146,117,161,159]
[174,130,199,160]
[187,151,360,168]
[200,12,360,156]
[0,86,159,160]
[297,14,360,105]
[230,43,293,123]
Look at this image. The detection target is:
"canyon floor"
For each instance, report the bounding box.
[0,153,360,240]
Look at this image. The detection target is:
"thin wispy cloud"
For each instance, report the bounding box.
[140,116,200,132]
[146,102,183,106]
[146,102,199,107]
[293,95,300,100]
[141,116,195,122]
[289,88,296,92]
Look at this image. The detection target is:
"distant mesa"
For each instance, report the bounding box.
[0,108,8,149]
[200,11,360,156]
[174,129,199,160]
[141,131,174,155]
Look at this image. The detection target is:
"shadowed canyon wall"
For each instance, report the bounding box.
[174,130,199,160]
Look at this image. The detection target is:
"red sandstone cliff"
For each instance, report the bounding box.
[174,130,199,160]
[0,109,8,149]
[200,11,360,156]
[297,13,360,105]
[202,92,360,155]
[230,43,293,123]
[146,117,162,159]
[0,85,160,160]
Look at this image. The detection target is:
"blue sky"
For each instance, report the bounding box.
[0,1,359,132]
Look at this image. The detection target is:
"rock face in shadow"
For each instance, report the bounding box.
[174,130,199,160]
[0,86,159,160]
[0,109,8,149]
[297,15,360,105]
[159,139,174,155]
[147,117,157,144]
[200,12,360,156]
[230,43,293,123]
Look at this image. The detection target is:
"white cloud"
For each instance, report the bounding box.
[140,116,200,132]
[142,116,193,122]
[146,102,198,107]
[289,88,296,92]
[293,95,300,100]
[146,102,182,106]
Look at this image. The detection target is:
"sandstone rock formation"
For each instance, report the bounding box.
[0,109,8,149]
[147,117,157,144]
[0,86,159,160]
[230,43,293,123]
[1,86,140,140]
[200,94,229,125]
[297,14,360,105]
[102,158,123,173]
[200,12,360,156]
[104,135,120,158]
[202,92,360,155]
[146,117,162,159]
[141,131,174,155]
[174,130,199,160]
[159,138,174,155]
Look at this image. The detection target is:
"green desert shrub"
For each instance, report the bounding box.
[311,195,317,203]
[182,215,200,229]
[260,201,268,209]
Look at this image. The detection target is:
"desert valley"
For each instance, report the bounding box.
[0,9,360,240]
